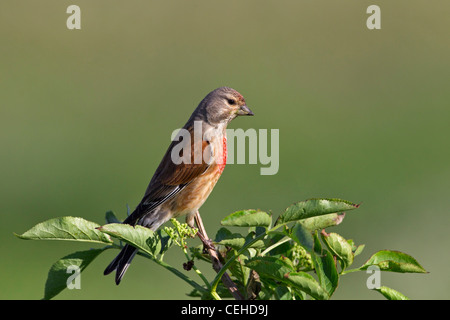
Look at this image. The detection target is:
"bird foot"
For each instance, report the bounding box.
[197,231,216,252]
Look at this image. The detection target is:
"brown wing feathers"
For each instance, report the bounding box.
[123,127,212,225]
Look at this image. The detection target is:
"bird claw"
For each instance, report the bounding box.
[197,231,216,252]
[203,239,216,252]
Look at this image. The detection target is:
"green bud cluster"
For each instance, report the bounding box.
[164,218,198,248]
[290,242,313,271]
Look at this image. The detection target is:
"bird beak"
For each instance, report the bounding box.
[237,104,254,116]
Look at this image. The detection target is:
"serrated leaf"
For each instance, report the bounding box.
[215,227,236,242]
[321,232,354,269]
[214,227,262,250]
[276,198,358,225]
[373,286,410,300]
[359,250,427,273]
[15,217,112,244]
[298,212,346,231]
[43,248,106,300]
[157,229,174,256]
[221,210,272,228]
[219,237,265,250]
[312,251,339,296]
[285,272,330,300]
[246,256,295,280]
[97,223,161,256]
[218,236,246,249]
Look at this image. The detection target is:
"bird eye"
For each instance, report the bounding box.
[227,99,236,105]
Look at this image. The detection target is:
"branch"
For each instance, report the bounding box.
[194,211,244,300]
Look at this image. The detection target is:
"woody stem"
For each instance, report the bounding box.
[194,211,244,300]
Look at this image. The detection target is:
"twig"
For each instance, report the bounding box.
[194,211,244,300]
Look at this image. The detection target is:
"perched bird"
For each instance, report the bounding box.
[104,87,254,284]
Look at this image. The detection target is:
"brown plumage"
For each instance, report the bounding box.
[104,87,253,284]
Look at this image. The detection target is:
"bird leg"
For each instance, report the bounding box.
[186,212,214,250]
[193,211,244,300]
[192,212,216,251]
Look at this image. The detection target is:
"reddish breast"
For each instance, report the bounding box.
[218,136,227,173]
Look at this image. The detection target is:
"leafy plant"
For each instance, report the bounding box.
[15,198,427,300]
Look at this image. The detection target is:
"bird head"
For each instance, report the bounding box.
[194,87,254,127]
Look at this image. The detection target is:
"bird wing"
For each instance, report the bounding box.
[124,125,213,225]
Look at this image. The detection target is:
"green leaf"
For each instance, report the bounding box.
[347,239,365,257]
[291,223,314,252]
[321,232,354,269]
[15,217,112,244]
[105,211,121,224]
[298,212,346,231]
[246,257,328,299]
[313,251,339,296]
[214,227,264,250]
[285,272,330,300]
[246,256,294,280]
[274,286,294,300]
[219,237,261,250]
[354,244,365,257]
[221,210,272,228]
[373,286,410,300]
[97,223,161,256]
[215,227,235,242]
[157,229,174,256]
[43,248,106,300]
[276,198,358,225]
[313,231,323,254]
[359,250,427,273]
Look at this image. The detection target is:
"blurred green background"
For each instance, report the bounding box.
[1,1,449,299]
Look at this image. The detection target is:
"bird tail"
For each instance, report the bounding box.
[103,206,169,284]
[104,244,138,285]
[103,205,142,285]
